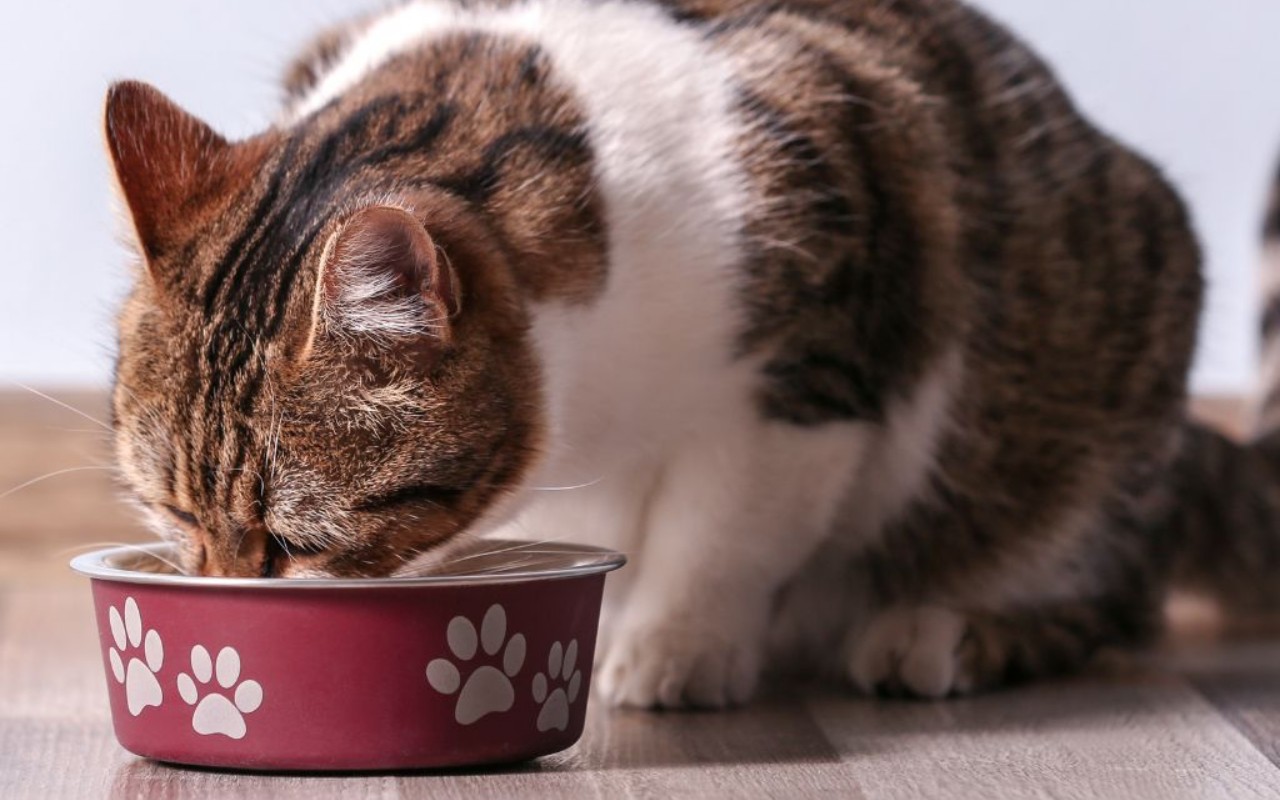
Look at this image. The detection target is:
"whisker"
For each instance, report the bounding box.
[231,526,251,564]
[443,540,557,563]
[274,536,297,570]
[39,426,115,437]
[529,476,605,492]
[13,384,112,431]
[56,541,133,558]
[58,540,187,575]
[0,466,119,502]
[226,465,268,503]
[468,555,542,575]
[265,392,283,487]
[427,533,578,570]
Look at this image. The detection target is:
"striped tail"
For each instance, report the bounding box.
[1255,165,1280,442]
[1166,164,1280,611]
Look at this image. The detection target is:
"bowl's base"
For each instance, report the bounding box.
[128,734,580,773]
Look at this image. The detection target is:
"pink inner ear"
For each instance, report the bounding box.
[320,202,465,345]
[325,206,460,314]
[346,208,440,295]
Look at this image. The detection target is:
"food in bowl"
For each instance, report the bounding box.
[71,540,625,771]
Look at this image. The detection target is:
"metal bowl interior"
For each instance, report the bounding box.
[71,539,625,589]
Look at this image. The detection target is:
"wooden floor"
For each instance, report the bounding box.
[1,390,1278,798]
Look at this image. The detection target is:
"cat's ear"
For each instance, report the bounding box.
[104,81,251,262]
[312,206,462,352]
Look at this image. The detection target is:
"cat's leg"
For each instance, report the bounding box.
[842,495,1166,698]
[764,540,872,679]
[596,420,870,709]
[845,594,1161,698]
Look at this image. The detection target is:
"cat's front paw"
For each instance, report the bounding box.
[596,619,763,709]
[847,606,974,699]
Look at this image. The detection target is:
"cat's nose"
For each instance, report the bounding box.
[199,525,269,577]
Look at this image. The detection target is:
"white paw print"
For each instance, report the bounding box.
[176,645,264,739]
[532,639,582,732]
[106,597,164,716]
[426,604,526,725]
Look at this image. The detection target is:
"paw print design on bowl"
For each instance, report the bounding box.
[427,604,527,725]
[532,639,582,732]
[106,597,164,716]
[176,645,264,740]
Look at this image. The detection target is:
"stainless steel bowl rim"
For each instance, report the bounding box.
[70,541,626,589]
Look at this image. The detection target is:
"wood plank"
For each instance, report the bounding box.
[0,588,108,721]
[0,718,130,799]
[107,759,402,800]
[397,696,862,798]
[808,666,1280,800]
[507,696,863,798]
[0,718,405,800]
[1162,620,1280,769]
[575,691,842,769]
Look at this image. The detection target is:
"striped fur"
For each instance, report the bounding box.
[1255,161,1280,437]
[105,0,1280,708]
[1166,155,1280,615]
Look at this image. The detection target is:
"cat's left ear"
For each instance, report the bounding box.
[310,205,462,353]
[104,80,265,266]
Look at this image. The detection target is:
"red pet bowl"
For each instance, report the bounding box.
[71,541,625,771]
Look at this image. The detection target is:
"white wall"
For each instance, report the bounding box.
[970,0,1280,394]
[0,0,370,386]
[2,1,1278,393]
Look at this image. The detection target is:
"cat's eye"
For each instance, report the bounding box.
[267,533,327,558]
[261,533,325,578]
[353,483,463,513]
[162,505,198,527]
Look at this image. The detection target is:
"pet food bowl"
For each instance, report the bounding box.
[71,540,625,771]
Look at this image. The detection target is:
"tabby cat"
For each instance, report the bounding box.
[105,0,1280,709]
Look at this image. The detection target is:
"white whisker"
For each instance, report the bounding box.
[13,384,112,431]
[426,533,579,571]
[0,466,119,502]
[58,540,187,575]
[530,476,605,492]
[40,426,116,437]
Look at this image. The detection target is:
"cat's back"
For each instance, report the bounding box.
[286,0,1201,436]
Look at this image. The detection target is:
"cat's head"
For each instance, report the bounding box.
[104,81,543,577]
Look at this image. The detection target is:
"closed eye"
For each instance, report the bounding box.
[268,533,327,558]
[162,504,198,527]
[353,483,464,514]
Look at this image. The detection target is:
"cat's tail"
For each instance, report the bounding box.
[1165,422,1280,610]
[1255,163,1280,438]
[1166,171,1280,610]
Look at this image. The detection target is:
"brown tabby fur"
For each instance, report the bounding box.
[686,0,1206,689]
[109,31,610,576]
[107,0,1280,696]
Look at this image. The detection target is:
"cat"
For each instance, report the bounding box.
[1259,161,1280,440]
[104,0,1280,710]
